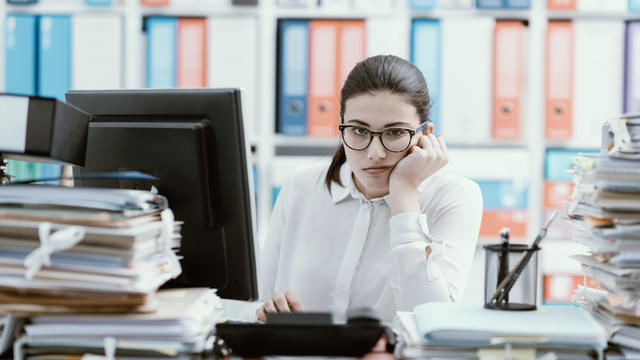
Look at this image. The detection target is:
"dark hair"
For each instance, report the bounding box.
[324,55,431,192]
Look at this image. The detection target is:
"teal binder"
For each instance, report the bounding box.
[411,19,441,132]
[38,15,71,101]
[146,17,177,88]
[278,20,309,136]
[5,14,37,96]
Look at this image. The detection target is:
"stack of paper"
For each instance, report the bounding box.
[0,185,182,314]
[394,302,606,360]
[13,288,223,359]
[568,115,640,356]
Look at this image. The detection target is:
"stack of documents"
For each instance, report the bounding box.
[394,302,606,360]
[567,115,640,358]
[0,185,182,314]
[13,288,223,359]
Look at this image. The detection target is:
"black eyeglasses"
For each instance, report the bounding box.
[338,122,429,152]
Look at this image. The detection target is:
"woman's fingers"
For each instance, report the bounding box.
[257,291,305,321]
[273,292,291,312]
[263,298,277,313]
[285,291,304,312]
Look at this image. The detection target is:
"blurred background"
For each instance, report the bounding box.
[1,0,634,305]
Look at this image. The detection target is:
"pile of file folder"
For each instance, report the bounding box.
[0,184,220,358]
[394,302,605,359]
[567,115,640,358]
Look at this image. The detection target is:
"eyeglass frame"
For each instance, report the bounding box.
[338,121,430,152]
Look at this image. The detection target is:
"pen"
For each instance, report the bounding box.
[497,227,510,304]
[488,210,559,305]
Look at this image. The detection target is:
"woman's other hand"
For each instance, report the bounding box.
[256,291,304,322]
[389,133,449,191]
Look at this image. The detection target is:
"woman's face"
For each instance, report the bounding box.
[342,91,426,199]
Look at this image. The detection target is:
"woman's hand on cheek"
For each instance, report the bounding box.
[389,134,449,191]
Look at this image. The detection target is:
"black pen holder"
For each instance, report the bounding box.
[483,244,539,311]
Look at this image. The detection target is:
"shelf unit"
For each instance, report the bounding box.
[1,0,633,304]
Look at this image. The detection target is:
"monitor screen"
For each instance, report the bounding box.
[66,88,258,301]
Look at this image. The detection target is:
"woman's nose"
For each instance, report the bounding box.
[367,135,387,160]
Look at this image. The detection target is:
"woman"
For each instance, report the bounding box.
[257,55,483,322]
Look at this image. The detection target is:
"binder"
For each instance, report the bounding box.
[278,20,309,136]
[577,0,626,11]
[505,0,529,8]
[85,0,113,5]
[547,0,576,10]
[476,0,504,8]
[409,0,437,10]
[543,274,600,304]
[625,22,640,112]
[208,17,258,138]
[493,21,525,140]
[141,0,170,5]
[5,14,37,96]
[307,20,339,137]
[442,148,529,239]
[574,20,623,146]
[146,17,177,88]
[439,0,473,8]
[177,18,206,88]
[38,15,71,102]
[440,18,493,143]
[477,180,528,238]
[545,21,573,141]
[632,0,640,12]
[411,19,441,132]
[71,14,123,90]
[337,20,366,101]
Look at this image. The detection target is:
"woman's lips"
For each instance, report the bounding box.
[363,167,391,175]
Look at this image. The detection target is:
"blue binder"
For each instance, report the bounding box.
[38,15,71,101]
[85,0,113,5]
[411,19,441,132]
[505,0,529,8]
[476,180,528,210]
[409,0,437,10]
[5,14,37,96]
[631,0,640,11]
[278,20,308,136]
[545,149,598,182]
[146,17,177,88]
[476,0,504,8]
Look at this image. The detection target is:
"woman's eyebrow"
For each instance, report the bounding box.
[344,119,370,126]
[344,119,413,128]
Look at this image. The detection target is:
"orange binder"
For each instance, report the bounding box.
[492,21,524,140]
[478,210,527,240]
[547,0,576,10]
[141,0,169,5]
[545,21,574,141]
[337,20,366,100]
[177,18,207,88]
[544,181,573,209]
[543,274,598,303]
[308,20,340,138]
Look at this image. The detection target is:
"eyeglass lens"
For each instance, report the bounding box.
[343,127,412,151]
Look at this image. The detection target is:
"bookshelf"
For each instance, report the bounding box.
[1,0,634,305]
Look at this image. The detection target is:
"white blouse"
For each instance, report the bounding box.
[258,162,483,321]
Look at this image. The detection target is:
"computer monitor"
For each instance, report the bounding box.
[66,88,258,301]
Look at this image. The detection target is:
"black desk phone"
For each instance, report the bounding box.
[215,308,394,357]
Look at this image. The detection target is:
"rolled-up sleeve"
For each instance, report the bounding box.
[389,178,483,311]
